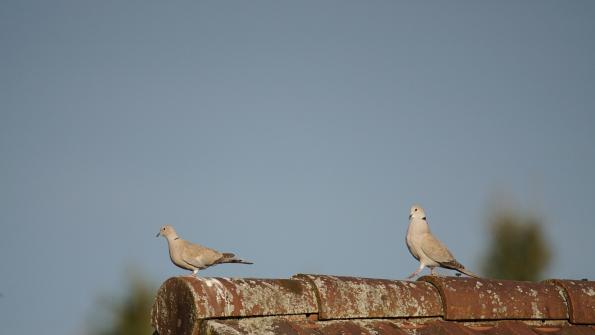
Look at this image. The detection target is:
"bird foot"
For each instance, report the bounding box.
[406,270,421,279]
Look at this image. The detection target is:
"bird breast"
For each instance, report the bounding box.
[167,240,193,270]
[406,219,430,261]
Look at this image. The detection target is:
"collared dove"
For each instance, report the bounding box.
[406,205,479,279]
[156,224,252,276]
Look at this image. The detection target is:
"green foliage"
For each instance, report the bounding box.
[482,210,552,281]
[89,272,156,335]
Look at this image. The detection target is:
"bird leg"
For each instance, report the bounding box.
[407,263,425,279]
[429,267,442,277]
[192,269,199,277]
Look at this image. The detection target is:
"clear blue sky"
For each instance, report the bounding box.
[1,1,594,334]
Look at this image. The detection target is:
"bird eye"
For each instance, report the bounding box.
[162,227,165,231]
[414,208,418,212]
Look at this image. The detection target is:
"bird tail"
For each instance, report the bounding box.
[457,267,481,278]
[218,253,253,265]
[441,260,481,278]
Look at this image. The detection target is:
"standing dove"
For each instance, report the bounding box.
[406,205,479,279]
[156,224,252,276]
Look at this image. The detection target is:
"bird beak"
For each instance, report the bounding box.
[409,214,412,220]
[156,232,160,237]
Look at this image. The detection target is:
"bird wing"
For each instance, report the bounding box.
[180,240,223,269]
[420,233,457,264]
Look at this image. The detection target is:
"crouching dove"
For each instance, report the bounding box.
[406,205,479,279]
[156,224,252,276]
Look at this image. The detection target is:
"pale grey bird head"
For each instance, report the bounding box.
[409,204,427,220]
[156,224,178,238]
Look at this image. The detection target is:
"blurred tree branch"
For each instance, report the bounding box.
[88,269,156,335]
[482,205,552,281]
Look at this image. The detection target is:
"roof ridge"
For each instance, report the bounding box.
[151,274,595,335]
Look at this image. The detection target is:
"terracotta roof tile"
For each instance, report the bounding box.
[545,280,595,324]
[421,276,568,321]
[487,321,545,335]
[151,275,595,335]
[417,320,487,335]
[201,319,595,335]
[151,276,317,335]
[203,316,322,335]
[204,318,416,335]
[294,274,442,320]
[531,325,595,335]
